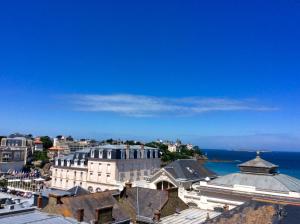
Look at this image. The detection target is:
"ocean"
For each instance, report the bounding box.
[203,149,300,179]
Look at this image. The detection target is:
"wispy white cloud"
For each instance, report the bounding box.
[65,94,278,117]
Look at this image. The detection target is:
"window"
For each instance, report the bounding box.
[91,162,93,165]
[98,173,101,176]
[90,172,93,176]
[107,174,110,177]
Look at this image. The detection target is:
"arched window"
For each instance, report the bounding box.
[88,186,93,193]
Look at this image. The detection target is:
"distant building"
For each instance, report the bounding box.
[186,144,194,150]
[33,138,43,151]
[168,144,179,152]
[53,136,98,153]
[51,144,161,192]
[0,134,33,172]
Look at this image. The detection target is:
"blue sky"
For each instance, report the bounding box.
[1,0,300,150]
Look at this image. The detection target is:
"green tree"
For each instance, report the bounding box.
[40,136,53,150]
[33,151,49,162]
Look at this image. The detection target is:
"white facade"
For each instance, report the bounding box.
[51,145,161,192]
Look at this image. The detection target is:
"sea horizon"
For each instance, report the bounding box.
[203,148,300,179]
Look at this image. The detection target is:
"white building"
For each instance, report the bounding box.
[168,144,179,152]
[0,134,33,171]
[34,138,43,151]
[51,144,161,192]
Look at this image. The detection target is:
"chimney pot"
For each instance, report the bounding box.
[37,193,43,209]
[154,210,161,222]
[77,208,84,222]
[125,181,132,189]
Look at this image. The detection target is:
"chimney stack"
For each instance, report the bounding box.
[76,208,84,222]
[223,204,229,211]
[37,193,43,209]
[125,181,132,189]
[206,212,210,221]
[154,210,161,222]
[95,206,113,223]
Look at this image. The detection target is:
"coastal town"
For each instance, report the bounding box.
[2,0,300,223]
[0,133,299,223]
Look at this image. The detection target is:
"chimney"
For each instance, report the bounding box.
[125,181,132,189]
[95,206,113,223]
[206,212,210,221]
[223,204,229,211]
[76,208,84,222]
[154,210,161,222]
[37,193,43,209]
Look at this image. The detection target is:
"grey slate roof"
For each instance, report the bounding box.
[204,200,300,224]
[164,159,216,181]
[56,191,130,223]
[238,155,278,168]
[210,173,300,193]
[125,187,168,219]
[40,188,72,198]
[67,186,90,196]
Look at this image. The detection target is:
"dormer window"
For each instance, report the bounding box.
[107,150,112,159]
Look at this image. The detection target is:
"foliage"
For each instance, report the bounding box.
[33,151,49,163]
[145,141,203,163]
[40,136,53,150]
[0,179,7,188]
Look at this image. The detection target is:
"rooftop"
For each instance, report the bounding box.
[160,208,220,224]
[204,200,300,224]
[164,159,216,181]
[42,190,130,223]
[0,209,80,224]
[238,152,278,174]
[209,172,300,194]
